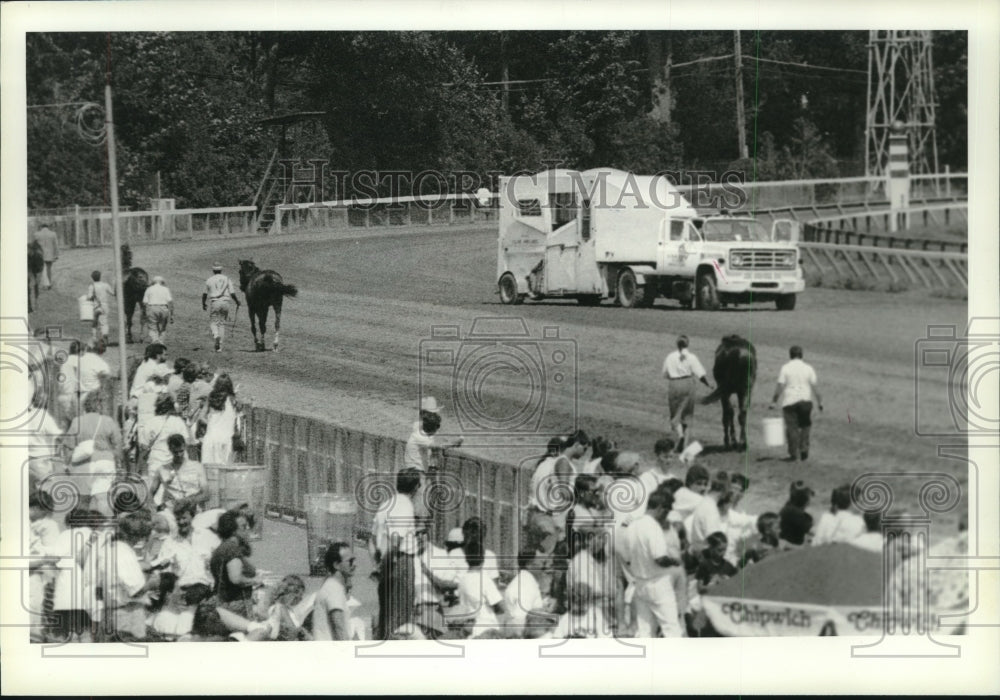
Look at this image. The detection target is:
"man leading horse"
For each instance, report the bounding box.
[202,262,241,352]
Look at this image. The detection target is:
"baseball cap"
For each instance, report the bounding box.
[445,527,464,544]
[421,396,441,413]
[212,262,223,271]
[152,275,165,284]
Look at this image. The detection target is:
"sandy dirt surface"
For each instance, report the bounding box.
[29,223,968,536]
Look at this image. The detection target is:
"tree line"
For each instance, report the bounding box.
[26,30,968,210]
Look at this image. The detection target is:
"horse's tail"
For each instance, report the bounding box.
[278,283,298,298]
[700,386,724,405]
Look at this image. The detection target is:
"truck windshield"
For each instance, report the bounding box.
[700,219,769,242]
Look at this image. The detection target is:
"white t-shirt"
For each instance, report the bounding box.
[312,575,350,640]
[205,273,235,300]
[88,281,115,311]
[403,422,434,471]
[132,359,171,397]
[670,486,704,521]
[416,543,465,604]
[373,492,418,556]
[777,358,818,407]
[77,352,111,392]
[688,496,723,549]
[504,569,544,624]
[662,349,707,380]
[625,514,670,581]
[143,284,173,306]
[154,532,214,587]
[456,569,503,638]
[813,510,866,546]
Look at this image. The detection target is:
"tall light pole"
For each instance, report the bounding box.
[104,83,130,417]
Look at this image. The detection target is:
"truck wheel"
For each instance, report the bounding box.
[578,295,602,306]
[775,294,797,311]
[498,273,523,305]
[695,273,720,311]
[616,270,648,309]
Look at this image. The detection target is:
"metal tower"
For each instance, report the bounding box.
[865,31,940,179]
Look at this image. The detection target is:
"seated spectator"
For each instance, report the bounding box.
[851,511,885,552]
[779,480,815,546]
[504,548,547,636]
[210,509,261,617]
[812,484,866,546]
[555,581,612,639]
[266,575,313,641]
[455,541,505,639]
[98,512,159,641]
[694,532,738,590]
[739,512,782,567]
[414,524,461,639]
[150,501,215,605]
[460,517,501,583]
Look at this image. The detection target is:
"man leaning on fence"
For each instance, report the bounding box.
[203,263,241,353]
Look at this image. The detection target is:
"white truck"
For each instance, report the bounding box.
[496,168,804,310]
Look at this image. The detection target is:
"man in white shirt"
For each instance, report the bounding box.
[372,468,421,639]
[313,542,357,640]
[661,335,713,453]
[504,549,546,635]
[152,501,214,599]
[402,397,463,472]
[622,490,684,637]
[670,464,709,522]
[142,275,174,343]
[32,223,59,288]
[202,263,241,352]
[770,345,824,461]
[638,438,679,513]
[721,473,758,565]
[687,471,730,550]
[813,484,866,546]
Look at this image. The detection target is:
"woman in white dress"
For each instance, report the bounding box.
[201,385,237,465]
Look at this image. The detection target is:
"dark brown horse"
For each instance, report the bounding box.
[238,259,298,351]
[121,244,150,343]
[701,334,757,450]
[28,240,44,312]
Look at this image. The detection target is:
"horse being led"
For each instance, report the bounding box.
[28,240,45,312]
[238,259,298,351]
[701,334,757,450]
[121,244,150,343]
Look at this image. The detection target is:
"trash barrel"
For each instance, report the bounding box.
[208,464,268,540]
[78,295,95,321]
[305,493,358,576]
[762,417,786,448]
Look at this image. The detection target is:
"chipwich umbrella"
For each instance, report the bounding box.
[702,543,890,637]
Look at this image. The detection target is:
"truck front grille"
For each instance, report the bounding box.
[730,249,796,270]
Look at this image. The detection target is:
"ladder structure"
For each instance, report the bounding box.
[252,111,327,233]
[865,31,940,180]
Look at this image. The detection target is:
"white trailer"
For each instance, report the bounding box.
[496,168,804,310]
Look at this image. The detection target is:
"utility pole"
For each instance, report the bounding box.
[499,32,510,115]
[734,30,748,160]
[105,83,129,418]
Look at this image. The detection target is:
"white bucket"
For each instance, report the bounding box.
[78,295,95,321]
[762,417,786,447]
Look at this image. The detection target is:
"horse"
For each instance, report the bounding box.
[238,259,298,352]
[120,244,150,343]
[28,240,45,312]
[701,334,757,450]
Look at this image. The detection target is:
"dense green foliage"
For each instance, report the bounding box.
[26,30,967,210]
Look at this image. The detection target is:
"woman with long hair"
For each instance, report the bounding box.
[201,380,238,465]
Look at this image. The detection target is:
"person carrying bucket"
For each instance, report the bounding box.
[83,270,116,349]
[769,345,824,461]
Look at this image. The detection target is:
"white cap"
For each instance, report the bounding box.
[445,527,464,544]
[421,396,441,413]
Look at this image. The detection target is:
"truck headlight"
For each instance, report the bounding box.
[730,253,744,267]
[776,252,795,268]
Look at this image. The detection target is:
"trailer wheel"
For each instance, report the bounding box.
[775,294,797,311]
[616,270,648,309]
[578,295,602,306]
[498,273,523,305]
[695,272,720,311]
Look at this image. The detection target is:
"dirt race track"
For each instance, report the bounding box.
[31,223,969,537]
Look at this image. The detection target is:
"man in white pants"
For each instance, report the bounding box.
[623,489,684,637]
[202,263,240,352]
[142,275,174,343]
